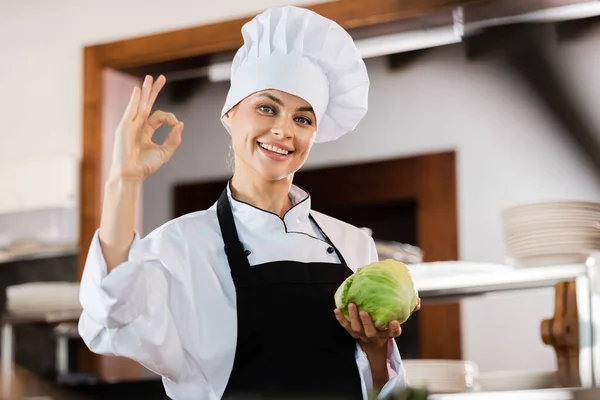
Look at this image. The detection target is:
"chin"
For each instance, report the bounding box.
[256,168,295,182]
[235,151,305,183]
[251,161,300,182]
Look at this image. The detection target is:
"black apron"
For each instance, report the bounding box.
[216,188,363,400]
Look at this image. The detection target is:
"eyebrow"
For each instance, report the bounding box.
[258,93,314,114]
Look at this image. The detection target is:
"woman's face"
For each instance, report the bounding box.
[223,89,317,182]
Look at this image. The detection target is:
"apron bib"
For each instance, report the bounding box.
[216,188,363,399]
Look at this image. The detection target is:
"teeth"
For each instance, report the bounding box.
[259,143,289,155]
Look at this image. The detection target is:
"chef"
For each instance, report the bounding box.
[78,5,419,400]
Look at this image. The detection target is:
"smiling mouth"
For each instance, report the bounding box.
[257,142,294,156]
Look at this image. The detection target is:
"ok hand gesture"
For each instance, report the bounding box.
[109,75,184,182]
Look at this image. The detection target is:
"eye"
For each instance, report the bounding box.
[295,116,313,126]
[258,105,275,114]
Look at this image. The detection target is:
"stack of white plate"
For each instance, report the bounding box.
[402,360,479,393]
[502,201,600,268]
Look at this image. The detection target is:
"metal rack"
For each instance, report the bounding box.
[411,259,599,390]
[416,263,588,301]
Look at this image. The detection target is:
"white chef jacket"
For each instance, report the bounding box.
[78,184,407,400]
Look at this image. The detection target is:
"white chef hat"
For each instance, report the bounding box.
[221,5,369,143]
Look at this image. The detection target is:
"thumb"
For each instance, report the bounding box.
[160,121,184,160]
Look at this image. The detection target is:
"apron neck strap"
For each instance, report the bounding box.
[217,187,251,268]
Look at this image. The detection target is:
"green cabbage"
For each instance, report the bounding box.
[334,259,419,330]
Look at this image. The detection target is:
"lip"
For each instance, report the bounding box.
[257,142,293,161]
[258,141,295,152]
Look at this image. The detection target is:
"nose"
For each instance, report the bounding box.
[271,117,294,139]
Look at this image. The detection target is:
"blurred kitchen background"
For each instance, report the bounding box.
[2,0,600,398]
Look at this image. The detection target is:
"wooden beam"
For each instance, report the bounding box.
[90,0,486,69]
[416,152,461,359]
[119,54,213,78]
[79,46,103,282]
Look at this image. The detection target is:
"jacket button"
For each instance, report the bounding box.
[327,247,334,254]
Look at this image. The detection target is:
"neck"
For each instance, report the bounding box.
[230,169,294,218]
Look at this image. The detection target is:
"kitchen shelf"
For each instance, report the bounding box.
[409,259,599,389]
[412,263,588,301]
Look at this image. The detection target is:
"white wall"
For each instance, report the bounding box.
[146,32,600,373]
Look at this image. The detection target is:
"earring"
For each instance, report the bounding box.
[227,144,235,172]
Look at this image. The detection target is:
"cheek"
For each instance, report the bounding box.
[295,132,316,158]
[232,115,268,143]
[230,121,257,147]
[230,129,252,162]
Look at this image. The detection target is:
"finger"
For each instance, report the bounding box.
[359,311,378,339]
[137,75,153,119]
[143,111,178,142]
[147,110,178,131]
[348,304,363,334]
[146,75,166,112]
[380,321,402,339]
[123,86,141,121]
[413,298,422,313]
[160,122,184,160]
[334,309,356,337]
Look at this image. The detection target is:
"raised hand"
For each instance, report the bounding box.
[108,75,184,182]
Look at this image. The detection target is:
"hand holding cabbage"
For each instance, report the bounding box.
[333,259,420,392]
[334,259,420,335]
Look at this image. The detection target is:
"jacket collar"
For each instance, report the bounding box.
[226,181,313,234]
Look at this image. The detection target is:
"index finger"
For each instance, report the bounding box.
[138,75,166,120]
[146,75,167,113]
[334,309,352,330]
[147,110,178,130]
[122,86,141,121]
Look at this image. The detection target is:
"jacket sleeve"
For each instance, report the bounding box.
[356,236,409,399]
[78,227,198,384]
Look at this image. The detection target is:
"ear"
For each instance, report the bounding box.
[221,108,234,131]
